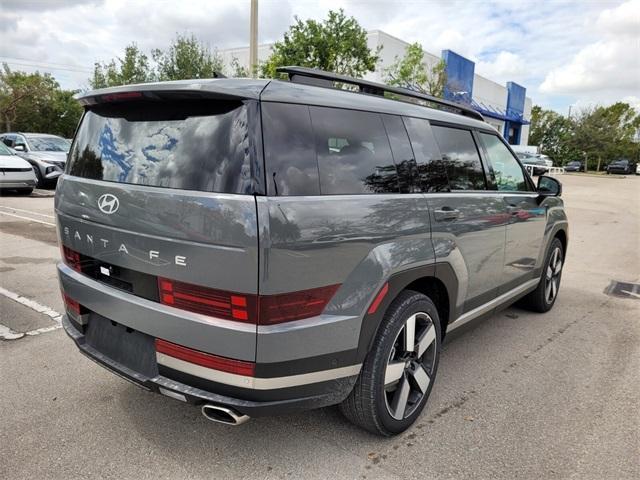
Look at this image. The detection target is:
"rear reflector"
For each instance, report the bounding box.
[155,338,255,376]
[62,246,82,272]
[367,282,389,315]
[63,293,81,315]
[158,277,340,325]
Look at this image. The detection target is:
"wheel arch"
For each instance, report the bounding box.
[355,263,458,362]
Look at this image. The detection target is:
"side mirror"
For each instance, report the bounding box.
[537,175,562,197]
[13,144,26,152]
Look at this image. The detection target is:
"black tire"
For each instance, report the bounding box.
[340,290,441,436]
[32,165,44,188]
[519,237,564,313]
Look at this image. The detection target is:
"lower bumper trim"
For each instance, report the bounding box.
[62,314,357,416]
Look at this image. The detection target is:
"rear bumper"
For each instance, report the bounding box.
[62,314,356,416]
[58,262,360,416]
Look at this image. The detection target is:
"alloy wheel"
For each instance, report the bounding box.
[384,312,437,420]
[545,247,563,304]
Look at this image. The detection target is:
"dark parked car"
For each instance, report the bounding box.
[606,159,635,175]
[564,161,583,172]
[56,67,568,436]
[0,133,70,187]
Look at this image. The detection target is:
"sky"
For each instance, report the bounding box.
[1,0,638,113]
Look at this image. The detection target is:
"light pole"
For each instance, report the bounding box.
[249,0,258,78]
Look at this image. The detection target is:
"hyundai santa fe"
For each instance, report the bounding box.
[56,67,568,436]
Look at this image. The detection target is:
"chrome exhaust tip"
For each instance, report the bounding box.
[201,404,250,426]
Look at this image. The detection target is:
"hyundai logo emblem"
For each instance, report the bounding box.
[97,193,120,215]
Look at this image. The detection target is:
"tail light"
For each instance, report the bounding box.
[61,246,82,272]
[155,338,255,376]
[158,277,339,325]
[258,284,341,325]
[158,277,258,323]
[101,91,143,102]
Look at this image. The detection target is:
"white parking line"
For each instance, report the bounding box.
[0,210,56,227]
[0,323,63,340]
[0,205,55,219]
[0,286,64,340]
[0,286,62,323]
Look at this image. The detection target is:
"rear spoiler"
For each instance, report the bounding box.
[75,79,270,107]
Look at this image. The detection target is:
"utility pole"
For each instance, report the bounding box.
[249,0,258,78]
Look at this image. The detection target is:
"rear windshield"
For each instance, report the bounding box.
[68,100,252,193]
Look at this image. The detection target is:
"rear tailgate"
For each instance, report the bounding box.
[56,86,264,361]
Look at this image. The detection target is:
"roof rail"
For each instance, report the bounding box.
[276,66,485,122]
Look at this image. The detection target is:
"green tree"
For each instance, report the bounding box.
[90,43,153,88]
[528,105,579,165]
[262,9,380,78]
[384,43,446,97]
[153,34,223,81]
[229,57,250,78]
[0,64,81,137]
[571,103,640,169]
[529,103,640,169]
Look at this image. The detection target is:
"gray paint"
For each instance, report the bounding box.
[56,75,569,396]
[55,176,259,292]
[255,194,435,362]
[58,264,257,360]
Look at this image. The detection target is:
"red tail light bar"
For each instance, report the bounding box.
[62,246,82,272]
[158,277,340,325]
[155,338,255,376]
[61,247,340,325]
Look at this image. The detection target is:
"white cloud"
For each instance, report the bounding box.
[540,0,640,95]
[0,0,637,113]
[476,51,527,83]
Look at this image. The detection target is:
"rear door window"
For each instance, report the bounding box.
[310,107,398,195]
[68,100,253,193]
[262,102,319,196]
[431,126,486,190]
[402,117,449,192]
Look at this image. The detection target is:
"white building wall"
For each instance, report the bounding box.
[520,97,533,146]
[472,74,508,133]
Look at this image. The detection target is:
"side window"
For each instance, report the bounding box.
[403,117,450,192]
[310,106,398,195]
[2,135,14,147]
[262,102,319,196]
[381,115,415,193]
[431,126,486,191]
[479,133,528,192]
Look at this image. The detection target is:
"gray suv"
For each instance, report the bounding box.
[56,67,568,436]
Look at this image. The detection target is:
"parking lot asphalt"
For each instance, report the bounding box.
[1,176,639,480]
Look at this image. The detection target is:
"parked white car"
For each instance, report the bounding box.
[0,142,36,194]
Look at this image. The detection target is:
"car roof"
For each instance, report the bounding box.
[76,77,493,132]
[1,132,65,138]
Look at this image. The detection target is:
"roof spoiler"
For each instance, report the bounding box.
[276,66,485,122]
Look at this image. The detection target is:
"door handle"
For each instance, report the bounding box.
[434,207,461,221]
